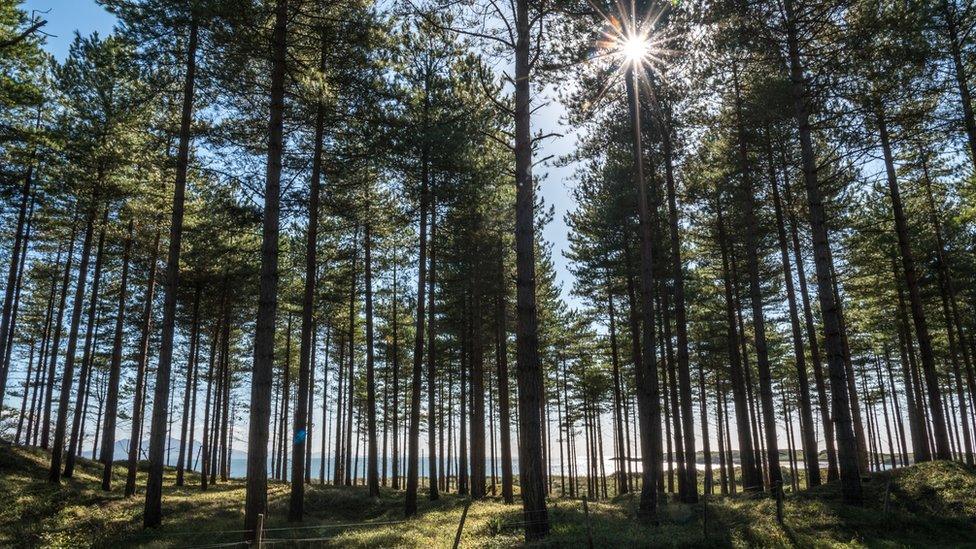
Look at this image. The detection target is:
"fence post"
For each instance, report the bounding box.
[453,499,471,549]
[775,481,784,525]
[255,513,264,548]
[583,497,594,549]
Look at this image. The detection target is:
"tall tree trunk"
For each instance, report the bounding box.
[177,285,201,486]
[459,316,469,495]
[333,332,346,484]
[42,215,79,450]
[49,200,97,483]
[219,323,231,482]
[783,171,838,481]
[1,190,34,396]
[344,262,355,485]
[382,344,390,487]
[427,197,439,500]
[660,291,682,494]
[876,104,952,460]
[874,356,897,469]
[783,0,862,503]
[29,241,61,448]
[405,153,429,516]
[244,0,287,535]
[883,345,910,465]
[391,253,400,489]
[512,0,549,536]
[201,315,220,490]
[144,14,198,525]
[187,297,202,475]
[716,202,762,490]
[769,151,820,486]
[921,156,974,464]
[894,261,930,462]
[731,63,782,490]
[659,105,698,502]
[125,226,161,497]
[92,370,106,459]
[0,164,33,397]
[471,291,486,499]
[606,285,628,495]
[831,263,869,472]
[65,207,108,477]
[306,326,315,484]
[496,273,514,503]
[290,43,326,516]
[698,364,713,493]
[320,326,331,484]
[716,377,728,494]
[365,225,380,496]
[100,221,132,490]
[625,64,661,519]
[278,315,293,480]
[15,340,37,445]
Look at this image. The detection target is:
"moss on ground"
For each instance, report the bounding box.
[1,445,974,548]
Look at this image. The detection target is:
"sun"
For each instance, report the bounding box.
[620,34,650,63]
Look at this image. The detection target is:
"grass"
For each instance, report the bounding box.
[1,445,975,548]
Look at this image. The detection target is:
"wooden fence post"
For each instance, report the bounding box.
[453,499,471,549]
[255,513,264,548]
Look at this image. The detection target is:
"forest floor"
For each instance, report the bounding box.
[1,445,975,548]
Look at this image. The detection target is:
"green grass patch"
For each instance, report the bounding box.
[1,445,974,547]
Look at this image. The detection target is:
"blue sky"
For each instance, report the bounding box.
[21,0,581,307]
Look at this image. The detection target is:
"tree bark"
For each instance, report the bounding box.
[659,105,697,502]
[49,201,97,484]
[471,290,486,499]
[512,0,549,536]
[876,104,952,460]
[783,0,862,503]
[100,221,132,490]
[606,284,628,495]
[144,13,199,524]
[65,207,108,477]
[0,164,33,397]
[731,63,782,490]
[921,157,974,464]
[625,64,661,519]
[427,196,439,500]
[391,253,400,489]
[42,215,79,450]
[769,151,820,486]
[716,202,762,491]
[782,171,838,481]
[290,40,326,516]
[365,225,380,496]
[244,0,287,536]
[176,284,202,486]
[404,151,429,516]
[495,272,514,503]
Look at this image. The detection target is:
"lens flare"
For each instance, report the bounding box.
[620,34,650,63]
